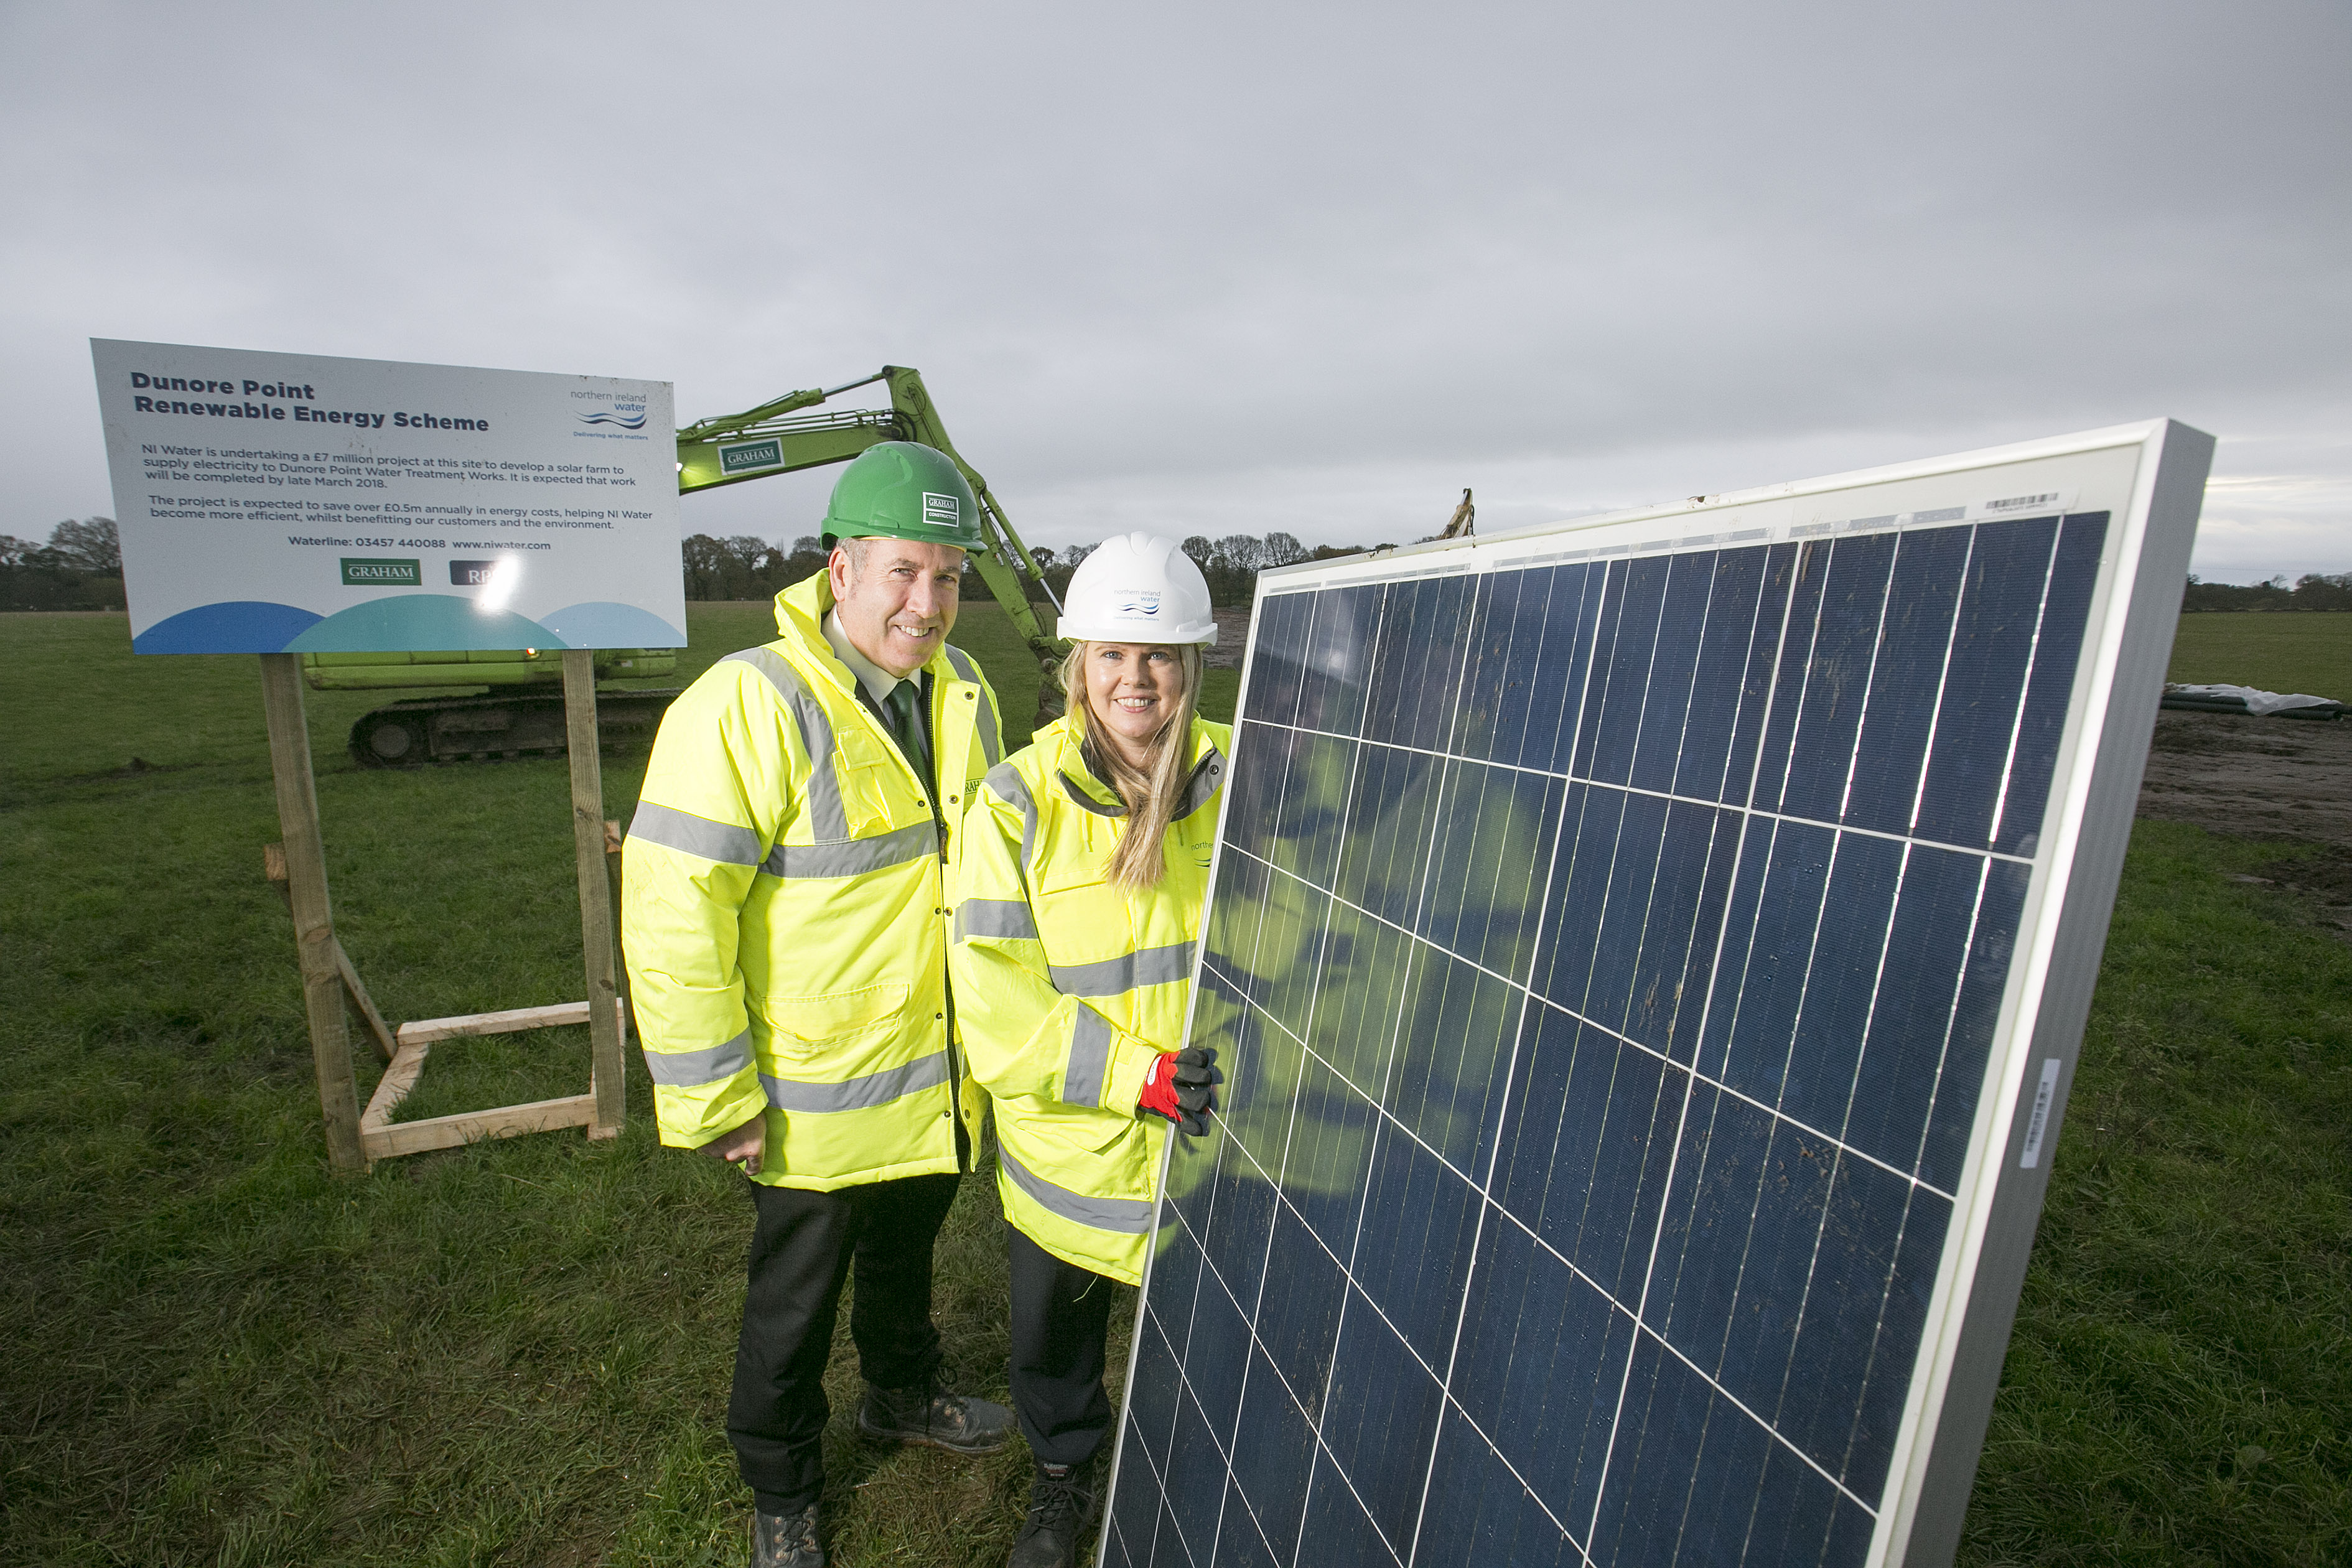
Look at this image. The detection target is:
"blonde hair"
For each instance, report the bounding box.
[1058,640,1205,891]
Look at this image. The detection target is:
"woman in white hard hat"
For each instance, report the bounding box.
[950,532,1230,1568]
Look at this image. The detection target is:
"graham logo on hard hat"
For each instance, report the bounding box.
[922,492,962,528]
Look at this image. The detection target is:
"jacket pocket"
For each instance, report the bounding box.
[831,726,918,835]
[1002,1095,1148,1164]
[757,982,912,1060]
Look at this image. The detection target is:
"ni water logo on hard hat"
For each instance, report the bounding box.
[1116,591,1163,617]
[922,492,961,527]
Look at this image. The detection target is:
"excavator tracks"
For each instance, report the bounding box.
[347,688,682,767]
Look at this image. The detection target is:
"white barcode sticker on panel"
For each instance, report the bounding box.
[2019,1057,2064,1169]
[1973,488,2078,520]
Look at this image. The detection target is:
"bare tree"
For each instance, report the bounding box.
[680,533,728,599]
[1181,536,1216,572]
[47,517,120,574]
[1213,534,1267,572]
[1262,531,1307,567]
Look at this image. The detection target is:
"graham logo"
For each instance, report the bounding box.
[577,406,648,429]
[342,557,421,587]
[719,437,783,475]
[922,490,961,528]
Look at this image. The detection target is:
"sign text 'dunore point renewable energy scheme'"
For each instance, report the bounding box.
[90,338,684,654]
[1104,421,2210,1568]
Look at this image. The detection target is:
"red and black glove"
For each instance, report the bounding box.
[1138,1046,1222,1136]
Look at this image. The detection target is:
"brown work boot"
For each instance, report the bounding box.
[1009,1462,1097,1568]
[856,1376,1014,1454]
[751,1501,823,1568]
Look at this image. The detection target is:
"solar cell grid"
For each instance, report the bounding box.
[1101,424,2206,1568]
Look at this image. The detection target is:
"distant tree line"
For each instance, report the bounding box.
[2182,572,2352,612]
[677,533,831,601]
[2,518,125,611]
[680,529,1391,607]
[1022,533,1389,607]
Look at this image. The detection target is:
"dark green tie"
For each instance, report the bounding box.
[885,679,931,791]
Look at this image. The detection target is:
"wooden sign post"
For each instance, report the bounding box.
[258,650,629,1172]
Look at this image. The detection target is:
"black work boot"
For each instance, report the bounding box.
[750,1501,823,1568]
[856,1375,1014,1454]
[1009,1462,1097,1568]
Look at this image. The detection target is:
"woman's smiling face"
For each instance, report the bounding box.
[1083,642,1185,760]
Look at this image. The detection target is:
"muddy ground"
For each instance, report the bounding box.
[1207,607,1253,668]
[2137,708,2352,939]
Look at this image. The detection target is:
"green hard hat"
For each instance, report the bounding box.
[819,441,986,553]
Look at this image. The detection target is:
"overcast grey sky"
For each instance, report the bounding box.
[4,1,2345,582]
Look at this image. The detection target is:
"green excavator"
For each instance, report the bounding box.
[315,366,1066,766]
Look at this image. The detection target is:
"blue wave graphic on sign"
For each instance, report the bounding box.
[577,409,647,428]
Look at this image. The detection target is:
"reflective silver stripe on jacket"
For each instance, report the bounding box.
[762,821,938,880]
[642,1029,755,1088]
[987,762,1039,869]
[1064,1007,1114,1106]
[721,646,847,841]
[762,1049,948,1113]
[1049,940,1197,998]
[944,646,1002,768]
[628,801,763,867]
[955,898,1040,942]
[999,1141,1154,1234]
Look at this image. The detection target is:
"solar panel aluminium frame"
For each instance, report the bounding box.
[1101,418,2213,1568]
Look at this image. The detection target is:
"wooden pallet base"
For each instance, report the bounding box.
[256,648,631,1172]
[358,999,629,1160]
[363,1091,602,1160]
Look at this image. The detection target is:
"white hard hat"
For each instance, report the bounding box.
[1056,532,1218,645]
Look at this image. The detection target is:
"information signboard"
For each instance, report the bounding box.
[91,339,685,653]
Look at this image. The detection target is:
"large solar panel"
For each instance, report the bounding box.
[1100,422,2211,1568]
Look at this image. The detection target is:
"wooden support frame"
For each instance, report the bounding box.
[263,842,398,1062]
[256,650,631,1172]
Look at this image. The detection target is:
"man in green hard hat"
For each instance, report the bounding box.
[623,441,1014,1568]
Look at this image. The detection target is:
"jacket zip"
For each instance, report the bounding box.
[859,670,974,1174]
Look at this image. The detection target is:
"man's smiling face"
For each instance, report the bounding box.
[828,537,964,679]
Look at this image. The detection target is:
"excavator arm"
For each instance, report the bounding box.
[678,367,1067,717]
[314,365,1069,765]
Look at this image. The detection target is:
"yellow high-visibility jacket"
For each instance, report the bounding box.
[621,570,1003,1190]
[950,713,1231,1282]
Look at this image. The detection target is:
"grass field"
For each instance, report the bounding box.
[2166,610,2350,699]
[2,603,2345,1566]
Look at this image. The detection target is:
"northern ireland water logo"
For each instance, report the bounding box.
[1115,592,1163,617]
[577,405,648,429]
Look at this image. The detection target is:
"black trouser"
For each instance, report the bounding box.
[1008,1225,1119,1471]
[729,1172,961,1514]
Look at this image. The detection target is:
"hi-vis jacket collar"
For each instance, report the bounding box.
[773,571,1003,794]
[1049,716,1227,824]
